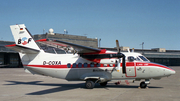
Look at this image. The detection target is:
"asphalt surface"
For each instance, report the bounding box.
[0,67,179,101]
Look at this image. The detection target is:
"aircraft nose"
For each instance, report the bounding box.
[166,68,176,76]
[170,70,176,75]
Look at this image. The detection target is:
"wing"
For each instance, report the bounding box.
[36,38,102,54]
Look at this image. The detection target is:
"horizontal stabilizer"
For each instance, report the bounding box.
[6,44,40,54]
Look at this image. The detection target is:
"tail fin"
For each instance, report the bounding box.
[8,24,42,74]
[10,24,41,51]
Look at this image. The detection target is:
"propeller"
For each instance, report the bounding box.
[116,40,120,53]
[115,40,126,74]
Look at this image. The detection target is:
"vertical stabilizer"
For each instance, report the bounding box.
[10,24,40,51]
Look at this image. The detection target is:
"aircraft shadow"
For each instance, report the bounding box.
[5,81,84,95]
[98,84,163,89]
[4,81,163,95]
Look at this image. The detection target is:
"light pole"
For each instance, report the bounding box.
[99,38,101,48]
[141,42,144,54]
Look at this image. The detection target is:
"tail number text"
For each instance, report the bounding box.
[43,61,61,65]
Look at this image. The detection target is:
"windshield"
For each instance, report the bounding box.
[135,57,141,61]
[138,56,149,61]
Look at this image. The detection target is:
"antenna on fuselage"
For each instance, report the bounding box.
[127,48,130,53]
[132,48,134,52]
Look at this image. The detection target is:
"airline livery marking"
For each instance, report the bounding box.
[18,37,32,45]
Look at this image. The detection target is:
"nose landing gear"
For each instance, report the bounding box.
[140,79,150,88]
[140,81,147,88]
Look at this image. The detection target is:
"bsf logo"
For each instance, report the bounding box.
[18,37,32,45]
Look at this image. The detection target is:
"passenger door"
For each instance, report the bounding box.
[125,62,136,77]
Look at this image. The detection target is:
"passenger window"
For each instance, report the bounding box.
[96,63,100,67]
[67,63,71,68]
[72,63,76,68]
[78,63,82,68]
[90,63,94,67]
[84,63,88,67]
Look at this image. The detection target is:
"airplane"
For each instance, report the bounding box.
[6,24,176,89]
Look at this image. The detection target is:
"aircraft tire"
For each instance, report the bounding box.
[100,82,107,86]
[140,81,147,88]
[85,80,95,89]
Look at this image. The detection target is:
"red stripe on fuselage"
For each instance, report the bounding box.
[24,64,111,68]
[24,65,68,68]
[136,62,174,71]
[24,62,173,71]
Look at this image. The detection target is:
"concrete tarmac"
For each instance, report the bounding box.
[0,67,179,101]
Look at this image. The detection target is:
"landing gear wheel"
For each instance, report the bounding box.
[85,80,95,89]
[140,81,147,88]
[100,82,107,86]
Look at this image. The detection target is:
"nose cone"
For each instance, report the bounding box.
[166,68,176,76]
[170,70,176,75]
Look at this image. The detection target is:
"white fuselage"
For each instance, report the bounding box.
[21,50,175,81]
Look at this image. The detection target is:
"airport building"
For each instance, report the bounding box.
[33,29,98,48]
[0,41,22,68]
[0,29,180,67]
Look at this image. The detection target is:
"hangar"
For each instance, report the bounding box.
[0,41,22,68]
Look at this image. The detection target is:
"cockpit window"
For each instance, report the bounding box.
[139,56,149,61]
[128,56,135,62]
[136,57,141,61]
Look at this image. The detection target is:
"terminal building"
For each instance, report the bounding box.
[0,29,180,67]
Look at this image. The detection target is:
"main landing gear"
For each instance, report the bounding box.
[85,79,108,89]
[85,80,95,89]
[99,82,107,86]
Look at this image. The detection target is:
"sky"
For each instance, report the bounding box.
[0,0,180,50]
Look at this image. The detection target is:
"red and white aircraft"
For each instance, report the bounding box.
[6,24,175,89]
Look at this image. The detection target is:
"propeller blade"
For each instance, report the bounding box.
[116,40,120,53]
[122,56,126,74]
[114,40,126,73]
